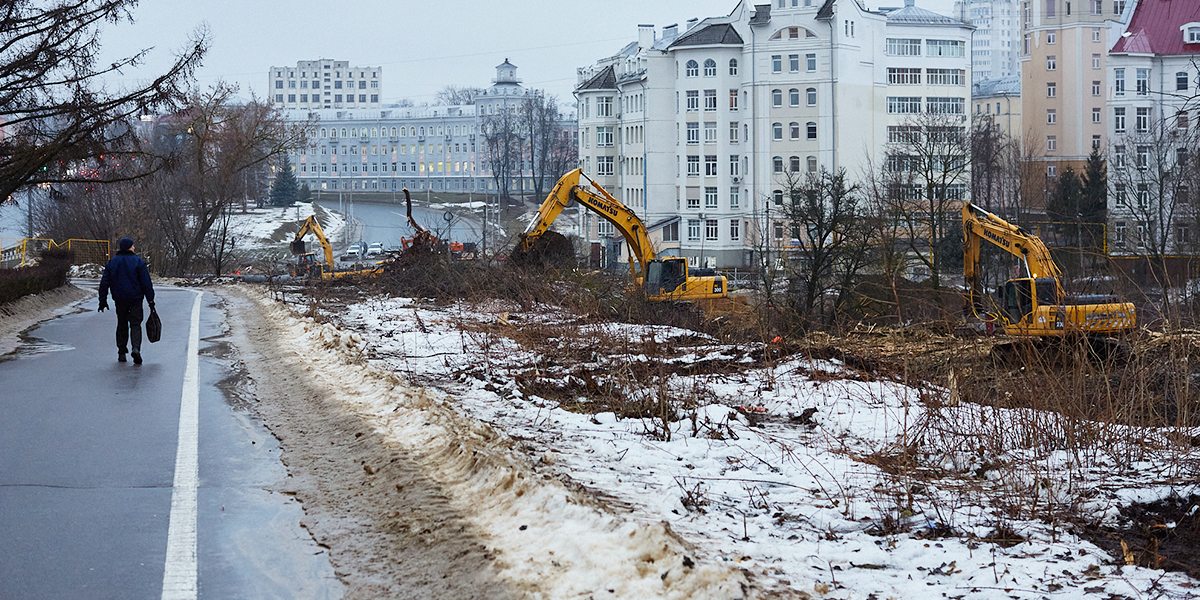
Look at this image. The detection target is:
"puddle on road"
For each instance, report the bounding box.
[0,330,75,363]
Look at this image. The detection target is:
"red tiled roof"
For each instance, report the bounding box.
[1111,0,1200,55]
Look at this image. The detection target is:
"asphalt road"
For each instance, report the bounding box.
[315,198,483,250]
[0,283,341,599]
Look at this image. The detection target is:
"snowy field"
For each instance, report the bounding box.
[259,288,1200,599]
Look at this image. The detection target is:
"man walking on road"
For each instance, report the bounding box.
[98,237,155,364]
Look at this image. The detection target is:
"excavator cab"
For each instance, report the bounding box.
[1004,278,1035,325]
[645,258,688,296]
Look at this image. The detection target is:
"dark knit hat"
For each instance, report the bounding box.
[119,237,134,251]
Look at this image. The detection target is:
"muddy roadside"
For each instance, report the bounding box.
[0,284,90,355]
[216,285,517,600]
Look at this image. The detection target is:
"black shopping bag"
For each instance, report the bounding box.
[146,306,162,343]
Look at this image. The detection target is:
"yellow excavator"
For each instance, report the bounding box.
[519,169,727,301]
[962,202,1134,344]
[289,215,379,279]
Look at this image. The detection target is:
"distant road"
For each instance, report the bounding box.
[314,198,483,250]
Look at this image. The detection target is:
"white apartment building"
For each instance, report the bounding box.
[575,0,972,269]
[269,59,382,110]
[955,0,1020,81]
[275,61,576,196]
[1106,0,1200,260]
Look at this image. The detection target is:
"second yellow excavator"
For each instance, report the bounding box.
[518,169,727,302]
[289,215,379,279]
[962,202,1135,340]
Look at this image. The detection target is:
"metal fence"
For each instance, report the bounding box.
[0,238,110,269]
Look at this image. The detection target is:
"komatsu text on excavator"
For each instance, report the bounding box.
[519,169,727,302]
[962,202,1135,339]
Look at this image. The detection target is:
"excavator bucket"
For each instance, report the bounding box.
[290,240,306,255]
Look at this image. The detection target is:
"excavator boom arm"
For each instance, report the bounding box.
[963,203,1062,285]
[294,215,335,268]
[522,169,658,277]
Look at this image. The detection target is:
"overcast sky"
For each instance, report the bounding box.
[99,0,959,108]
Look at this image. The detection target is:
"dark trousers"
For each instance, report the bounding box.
[114,300,144,354]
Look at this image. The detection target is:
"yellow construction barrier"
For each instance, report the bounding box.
[0,238,111,269]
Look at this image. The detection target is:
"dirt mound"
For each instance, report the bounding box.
[508,231,575,268]
[1080,494,1200,578]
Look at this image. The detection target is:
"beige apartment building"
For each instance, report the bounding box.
[1020,0,1126,207]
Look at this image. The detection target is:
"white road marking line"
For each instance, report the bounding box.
[161,292,203,600]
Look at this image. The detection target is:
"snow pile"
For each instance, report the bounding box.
[320,294,1200,599]
[251,291,757,599]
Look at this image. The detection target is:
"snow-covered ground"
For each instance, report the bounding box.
[231,201,347,251]
[276,293,1200,599]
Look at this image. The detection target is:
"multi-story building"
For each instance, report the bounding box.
[269,59,382,111]
[575,0,972,269]
[274,61,576,197]
[972,76,1022,139]
[956,0,1021,81]
[1106,0,1200,265]
[1019,0,1128,195]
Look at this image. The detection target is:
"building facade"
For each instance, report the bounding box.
[269,60,382,110]
[1106,0,1200,260]
[575,0,973,269]
[275,61,576,198]
[956,0,1021,82]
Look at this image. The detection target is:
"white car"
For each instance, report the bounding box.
[344,242,364,260]
[366,242,385,257]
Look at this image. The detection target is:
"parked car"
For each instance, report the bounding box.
[343,242,364,260]
[366,242,384,257]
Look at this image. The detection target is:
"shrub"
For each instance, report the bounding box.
[0,249,74,304]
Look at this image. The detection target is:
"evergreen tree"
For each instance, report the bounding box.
[269,155,299,206]
[1080,147,1107,222]
[297,182,313,203]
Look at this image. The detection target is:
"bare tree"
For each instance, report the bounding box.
[481,105,522,201]
[0,0,206,206]
[523,91,575,197]
[146,84,307,275]
[880,111,971,291]
[434,85,484,106]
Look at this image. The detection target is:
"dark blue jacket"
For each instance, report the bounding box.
[99,250,155,304]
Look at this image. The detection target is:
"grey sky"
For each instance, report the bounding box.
[101,0,959,108]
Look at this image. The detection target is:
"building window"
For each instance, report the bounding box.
[886,38,921,56]
[1047,30,1056,44]
[1093,134,1102,148]
[275,94,284,103]
[703,59,717,77]
[288,94,295,102]
[730,154,740,176]
[705,187,719,209]
[926,68,965,85]
[926,39,965,57]
[705,155,718,176]
[1178,111,1189,130]
[1114,145,1126,167]
[1047,164,1057,177]
[706,219,719,241]
[597,126,613,147]
[687,155,700,176]
[1114,68,1125,94]
[1047,82,1057,97]
[704,89,717,111]
[887,96,922,114]
[1092,107,1101,123]
[704,122,717,144]
[772,89,783,107]
[790,54,800,72]
[1114,107,1126,132]
[790,156,801,172]
[1047,55,1056,71]
[730,219,740,241]
[729,90,739,110]
[888,67,921,85]
[1136,107,1150,132]
[1178,72,1190,91]
[773,122,783,140]
[1047,109,1056,124]
[730,187,740,210]
[806,122,817,139]
[1046,0,1056,16]
[1047,135,1057,151]
[687,90,699,111]
[806,53,816,71]
[688,220,701,241]
[729,121,739,143]
[789,88,800,106]
[1136,69,1149,94]
[729,58,739,76]
[773,156,784,173]
[597,156,614,176]
[1188,26,1200,43]
[1114,221,1126,246]
[927,97,965,114]
[598,96,613,116]
[807,87,817,106]
[1092,81,1101,96]
[807,156,817,173]
[790,122,801,140]
[1137,145,1149,168]
[1091,0,1102,15]
[772,55,782,73]
[686,60,699,77]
